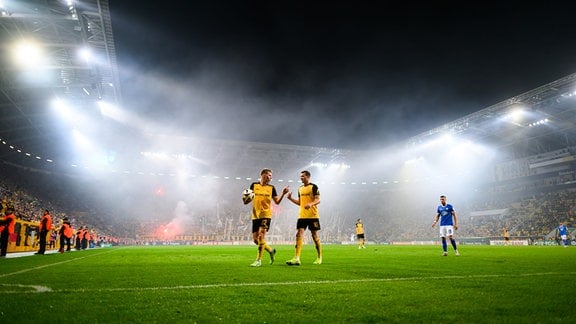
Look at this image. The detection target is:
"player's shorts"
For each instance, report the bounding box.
[439,225,454,238]
[504,237,510,241]
[357,234,365,239]
[561,234,567,240]
[296,218,321,231]
[252,218,271,233]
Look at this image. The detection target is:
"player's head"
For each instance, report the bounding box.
[260,168,273,184]
[300,170,311,184]
[260,168,272,176]
[440,195,447,205]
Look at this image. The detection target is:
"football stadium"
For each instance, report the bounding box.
[1,1,575,322]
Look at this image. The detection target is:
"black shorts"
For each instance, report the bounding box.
[252,218,271,233]
[357,234,365,239]
[296,218,321,231]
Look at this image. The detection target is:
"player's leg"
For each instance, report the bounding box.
[250,221,262,267]
[439,227,448,256]
[258,220,276,264]
[311,230,322,264]
[449,234,459,255]
[286,227,305,265]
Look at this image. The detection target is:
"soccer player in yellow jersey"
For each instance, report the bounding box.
[245,168,288,267]
[286,170,322,265]
[355,218,366,249]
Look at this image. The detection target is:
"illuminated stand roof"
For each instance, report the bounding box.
[0,0,121,161]
[1,0,575,186]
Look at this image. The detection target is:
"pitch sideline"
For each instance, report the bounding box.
[2,271,575,294]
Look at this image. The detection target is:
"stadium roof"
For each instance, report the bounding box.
[0,0,121,161]
[1,0,575,181]
[404,73,576,160]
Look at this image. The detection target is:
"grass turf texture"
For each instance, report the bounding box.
[1,245,575,323]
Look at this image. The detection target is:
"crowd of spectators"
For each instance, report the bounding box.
[0,164,117,245]
[1,161,574,246]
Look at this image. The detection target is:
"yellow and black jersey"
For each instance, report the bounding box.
[355,222,364,235]
[298,183,320,219]
[249,182,278,219]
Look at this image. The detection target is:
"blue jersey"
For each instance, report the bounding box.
[437,204,455,226]
[558,225,568,236]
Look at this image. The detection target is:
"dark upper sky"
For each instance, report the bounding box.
[109,1,576,150]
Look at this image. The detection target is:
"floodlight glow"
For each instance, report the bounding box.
[98,101,129,123]
[51,99,75,122]
[78,47,92,62]
[528,118,549,127]
[404,156,423,164]
[141,151,170,159]
[12,40,45,68]
[502,107,526,125]
[72,129,92,149]
[328,163,350,169]
[510,109,524,121]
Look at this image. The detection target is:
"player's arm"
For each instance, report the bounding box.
[287,192,300,206]
[452,211,458,230]
[305,195,320,210]
[272,186,289,204]
[432,214,440,228]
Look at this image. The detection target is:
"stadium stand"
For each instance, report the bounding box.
[1,1,575,249]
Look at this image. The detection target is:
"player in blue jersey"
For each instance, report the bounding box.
[432,195,459,256]
[556,222,569,248]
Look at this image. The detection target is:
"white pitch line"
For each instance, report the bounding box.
[2,271,575,294]
[0,249,119,279]
[0,284,52,293]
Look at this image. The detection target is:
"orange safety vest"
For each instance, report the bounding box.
[61,223,73,238]
[1,213,16,234]
[64,224,73,238]
[39,214,52,232]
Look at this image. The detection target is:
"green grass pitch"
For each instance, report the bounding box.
[1,244,575,323]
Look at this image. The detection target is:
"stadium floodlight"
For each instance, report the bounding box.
[500,107,527,127]
[11,39,46,68]
[528,118,549,127]
[1,0,11,16]
[78,46,93,63]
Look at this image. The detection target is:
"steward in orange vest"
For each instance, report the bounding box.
[59,218,73,253]
[36,209,52,255]
[0,207,16,257]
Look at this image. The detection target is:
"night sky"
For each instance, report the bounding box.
[109,1,576,150]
